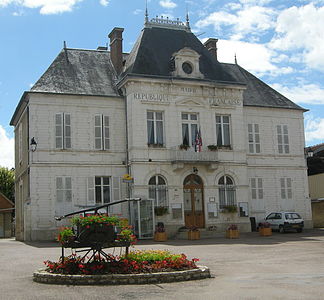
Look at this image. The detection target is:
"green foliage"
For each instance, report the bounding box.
[121,250,182,262]
[71,215,121,226]
[0,167,15,202]
[57,227,74,243]
[154,206,168,216]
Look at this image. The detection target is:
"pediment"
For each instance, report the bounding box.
[175,97,204,106]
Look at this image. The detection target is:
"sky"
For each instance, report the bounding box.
[0,0,324,169]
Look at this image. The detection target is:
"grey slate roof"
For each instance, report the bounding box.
[222,63,305,110]
[28,26,305,111]
[123,27,239,84]
[31,49,119,96]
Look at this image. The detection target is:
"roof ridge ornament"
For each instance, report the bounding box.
[145,14,191,31]
[145,0,149,24]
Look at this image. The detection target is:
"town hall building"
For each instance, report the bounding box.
[10,15,312,241]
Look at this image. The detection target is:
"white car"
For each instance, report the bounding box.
[264,212,304,233]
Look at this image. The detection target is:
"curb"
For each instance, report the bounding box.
[33,266,211,285]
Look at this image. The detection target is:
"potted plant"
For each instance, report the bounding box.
[258,222,272,236]
[226,224,239,239]
[154,206,168,216]
[179,144,190,150]
[71,215,120,243]
[154,223,167,242]
[221,205,238,214]
[207,144,218,151]
[187,226,200,240]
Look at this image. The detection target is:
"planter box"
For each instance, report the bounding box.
[154,232,167,242]
[226,229,239,239]
[259,227,272,236]
[188,231,200,240]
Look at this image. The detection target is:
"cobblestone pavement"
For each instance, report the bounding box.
[1,230,324,300]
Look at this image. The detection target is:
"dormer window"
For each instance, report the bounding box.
[171,48,203,79]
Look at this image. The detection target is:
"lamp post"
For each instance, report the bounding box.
[30,137,37,152]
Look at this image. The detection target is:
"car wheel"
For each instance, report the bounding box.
[279,225,285,233]
[296,228,303,233]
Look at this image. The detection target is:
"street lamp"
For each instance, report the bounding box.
[30,137,37,152]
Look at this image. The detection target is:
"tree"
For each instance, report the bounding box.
[0,167,15,202]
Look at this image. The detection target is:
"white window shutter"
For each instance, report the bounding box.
[95,115,102,150]
[103,115,110,150]
[87,177,95,205]
[112,176,120,202]
[18,125,22,163]
[55,113,63,149]
[64,114,71,149]
[56,177,63,203]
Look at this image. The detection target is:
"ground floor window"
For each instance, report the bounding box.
[95,176,110,204]
[148,175,168,207]
[218,175,236,209]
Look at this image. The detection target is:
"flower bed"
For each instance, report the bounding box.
[44,250,199,275]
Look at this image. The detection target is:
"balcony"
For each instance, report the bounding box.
[170,147,219,164]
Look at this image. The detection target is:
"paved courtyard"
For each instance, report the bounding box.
[1,230,324,300]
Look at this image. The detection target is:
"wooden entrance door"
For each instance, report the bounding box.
[183,174,205,228]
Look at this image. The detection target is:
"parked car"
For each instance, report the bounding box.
[264,212,304,233]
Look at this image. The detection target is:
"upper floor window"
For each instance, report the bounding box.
[277,125,289,154]
[216,115,231,147]
[147,111,164,146]
[280,178,292,199]
[250,178,263,200]
[182,113,198,147]
[95,115,109,150]
[248,124,260,153]
[218,175,236,209]
[55,113,71,149]
[148,175,168,207]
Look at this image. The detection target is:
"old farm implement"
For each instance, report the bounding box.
[55,198,140,262]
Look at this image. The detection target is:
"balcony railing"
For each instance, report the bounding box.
[170,147,218,163]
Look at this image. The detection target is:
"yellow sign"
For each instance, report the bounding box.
[122,174,134,183]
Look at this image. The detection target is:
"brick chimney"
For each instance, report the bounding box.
[108,27,124,75]
[204,38,218,61]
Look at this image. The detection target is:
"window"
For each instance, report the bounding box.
[95,115,109,150]
[250,178,263,200]
[56,177,72,203]
[216,115,231,147]
[248,124,260,153]
[218,175,236,209]
[280,178,292,199]
[95,176,110,204]
[182,113,198,147]
[56,177,72,216]
[55,113,71,149]
[147,111,164,146]
[277,125,289,154]
[148,175,168,207]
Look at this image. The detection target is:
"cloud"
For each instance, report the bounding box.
[99,0,108,6]
[271,4,324,71]
[195,5,276,41]
[133,8,142,15]
[159,0,177,9]
[0,0,109,14]
[215,39,278,73]
[271,83,324,105]
[0,126,14,169]
[305,115,324,144]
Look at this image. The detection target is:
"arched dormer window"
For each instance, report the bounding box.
[218,175,236,209]
[148,175,168,207]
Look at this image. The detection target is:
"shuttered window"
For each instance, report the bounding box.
[248,124,260,153]
[55,113,71,149]
[277,125,289,154]
[95,115,110,150]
